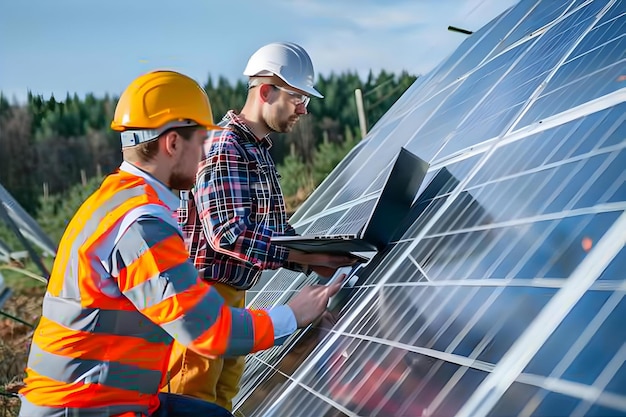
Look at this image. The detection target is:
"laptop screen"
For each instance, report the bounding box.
[362,148,430,249]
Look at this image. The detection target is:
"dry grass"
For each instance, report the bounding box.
[0,285,45,417]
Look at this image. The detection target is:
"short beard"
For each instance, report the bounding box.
[267,118,291,133]
[263,108,295,134]
[169,165,195,190]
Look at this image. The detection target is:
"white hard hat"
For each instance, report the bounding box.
[243,42,323,98]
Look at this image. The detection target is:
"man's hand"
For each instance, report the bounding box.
[287,274,347,328]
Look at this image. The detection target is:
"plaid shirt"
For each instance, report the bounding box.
[178,111,307,290]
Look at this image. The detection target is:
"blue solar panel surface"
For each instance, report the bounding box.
[239,1,626,416]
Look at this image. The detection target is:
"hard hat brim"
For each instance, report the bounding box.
[301,85,323,99]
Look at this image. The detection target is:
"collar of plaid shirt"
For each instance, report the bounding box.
[221,110,273,149]
[181,109,298,290]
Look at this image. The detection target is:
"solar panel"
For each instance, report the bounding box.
[0,182,57,257]
[236,1,626,415]
[0,271,10,310]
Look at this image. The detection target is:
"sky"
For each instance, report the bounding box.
[0,0,518,103]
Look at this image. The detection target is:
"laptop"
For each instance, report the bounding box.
[272,147,429,255]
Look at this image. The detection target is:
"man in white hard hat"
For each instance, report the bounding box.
[18,69,348,417]
[162,42,359,410]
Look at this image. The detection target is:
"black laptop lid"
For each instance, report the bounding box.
[271,238,378,254]
[271,148,429,254]
[361,147,430,249]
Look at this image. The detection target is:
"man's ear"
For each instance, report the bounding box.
[259,84,274,103]
[162,130,180,156]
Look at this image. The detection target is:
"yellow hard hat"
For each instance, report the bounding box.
[111,70,220,132]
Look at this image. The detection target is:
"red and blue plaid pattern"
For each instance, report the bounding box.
[179,111,307,290]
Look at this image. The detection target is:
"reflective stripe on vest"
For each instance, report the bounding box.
[20,171,167,416]
[19,169,275,416]
[19,394,152,417]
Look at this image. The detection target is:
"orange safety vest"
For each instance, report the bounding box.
[19,166,274,416]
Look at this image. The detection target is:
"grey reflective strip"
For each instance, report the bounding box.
[120,120,199,148]
[60,185,146,299]
[112,217,181,272]
[28,343,162,395]
[19,395,148,417]
[120,130,159,147]
[124,262,200,310]
[41,294,171,344]
[102,204,182,264]
[160,287,229,348]
[224,305,256,356]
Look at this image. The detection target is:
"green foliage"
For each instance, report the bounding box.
[0,177,101,290]
[362,70,416,129]
[204,76,248,123]
[36,176,103,244]
[0,93,10,117]
[0,177,103,269]
[0,106,39,214]
[0,70,417,240]
[278,124,359,207]
[312,127,359,185]
[28,92,117,140]
[0,224,20,252]
[278,154,310,197]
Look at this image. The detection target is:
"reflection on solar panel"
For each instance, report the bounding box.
[0,182,57,260]
[238,1,626,416]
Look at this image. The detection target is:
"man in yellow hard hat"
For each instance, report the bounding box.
[18,70,345,417]
[164,42,359,411]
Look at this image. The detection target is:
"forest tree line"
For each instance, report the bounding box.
[0,70,416,246]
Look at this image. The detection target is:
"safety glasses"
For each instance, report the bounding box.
[272,85,310,108]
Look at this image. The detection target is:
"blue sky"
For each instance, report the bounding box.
[0,0,518,103]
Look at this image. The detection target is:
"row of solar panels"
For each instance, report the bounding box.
[0,182,56,308]
[237,0,626,416]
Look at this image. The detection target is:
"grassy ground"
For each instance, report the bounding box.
[0,260,49,417]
